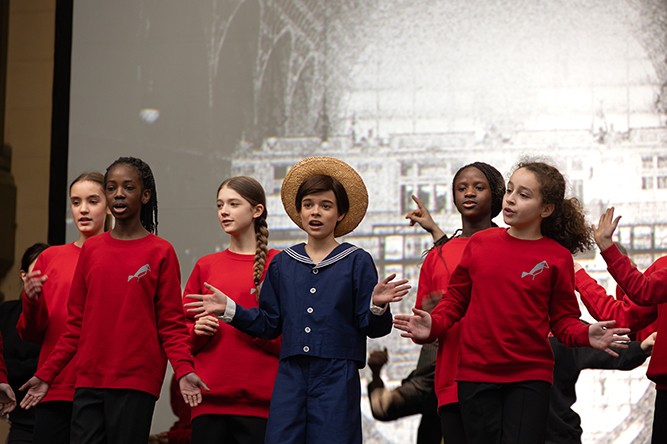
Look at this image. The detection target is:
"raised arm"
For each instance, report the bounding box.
[405,195,446,242]
[594,208,667,305]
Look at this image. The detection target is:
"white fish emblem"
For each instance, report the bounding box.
[128,264,151,282]
[521,260,549,280]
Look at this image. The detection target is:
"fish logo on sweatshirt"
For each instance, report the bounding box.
[521,260,549,280]
[128,264,151,282]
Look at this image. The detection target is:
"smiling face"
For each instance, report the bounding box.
[453,166,493,222]
[298,190,345,240]
[216,185,263,236]
[503,167,554,237]
[70,180,108,238]
[104,163,151,224]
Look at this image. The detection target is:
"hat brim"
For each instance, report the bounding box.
[281,157,368,237]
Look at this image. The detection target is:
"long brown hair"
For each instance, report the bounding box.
[218,176,269,298]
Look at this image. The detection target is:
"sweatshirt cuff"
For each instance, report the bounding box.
[600,243,624,265]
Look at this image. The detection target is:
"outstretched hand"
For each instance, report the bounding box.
[185,283,229,318]
[405,195,445,241]
[372,274,411,306]
[22,270,48,300]
[179,372,210,408]
[592,207,621,252]
[19,376,49,410]
[392,308,432,341]
[588,320,631,357]
[0,383,16,415]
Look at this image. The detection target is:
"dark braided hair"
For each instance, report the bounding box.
[105,157,159,234]
[432,162,505,249]
[218,176,269,299]
[516,161,593,254]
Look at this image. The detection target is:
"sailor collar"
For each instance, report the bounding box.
[284,243,359,270]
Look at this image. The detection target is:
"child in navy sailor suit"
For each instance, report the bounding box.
[186,157,410,444]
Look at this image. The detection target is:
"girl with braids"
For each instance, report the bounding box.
[20,157,208,444]
[183,176,280,444]
[186,157,409,444]
[402,161,505,444]
[394,160,631,444]
[18,172,109,444]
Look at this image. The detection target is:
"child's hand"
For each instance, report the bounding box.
[393,308,432,341]
[194,316,219,336]
[405,195,445,241]
[592,207,621,252]
[18,376,49,409]
[641,332,657,355]
[185,283,229,318]
[587,320,631,357]
[0,383,16,415]
[372,274,411,306]
[22,270,48,300]
[178,372,210,408]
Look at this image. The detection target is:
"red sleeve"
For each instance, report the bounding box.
[428,243,472,341]
[548,254,589,347]
[416,252,437,310]
[602,244,667,306]
[155,246,195,380]
[16,289,49,344]
[575,268,657,331]
[0,334,8,384]
[182,262,213,355]
[16,255,50,344]
[35,249,87,384]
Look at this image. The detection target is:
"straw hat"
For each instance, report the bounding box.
[281,157,368,237]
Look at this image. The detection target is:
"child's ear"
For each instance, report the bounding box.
[540,203,555,219]
[337,212,346,222]
[253,204,265,219]
[142,188,151,204]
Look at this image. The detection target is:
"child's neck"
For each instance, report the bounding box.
[110,219,150,240]
[460,219,493,238]
[304,236,339,265]
[228,227,256,255]
[506,224,543,241]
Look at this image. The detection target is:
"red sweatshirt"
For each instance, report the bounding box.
[575,268,657,342]
[429,228,589,384]
[35,232,194,398]
[17,243,79,402]
[416,237,468,408]
[0,334,7,384]
[600,244,667,388]
[184,249,280,419]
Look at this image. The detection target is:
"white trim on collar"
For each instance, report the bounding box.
[284,245,360,269]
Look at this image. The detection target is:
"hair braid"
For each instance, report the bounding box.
[253,215,270,300]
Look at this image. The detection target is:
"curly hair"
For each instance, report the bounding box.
[105,157,159,234]
[218,176,269,299]
[517,161,593,254]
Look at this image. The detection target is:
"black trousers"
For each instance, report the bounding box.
[33,401,72,444]
[458,380,551,444]
[440,402,468,444]
[652,389,667,443]
[191,414,268,444]
[70,388,156,444]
